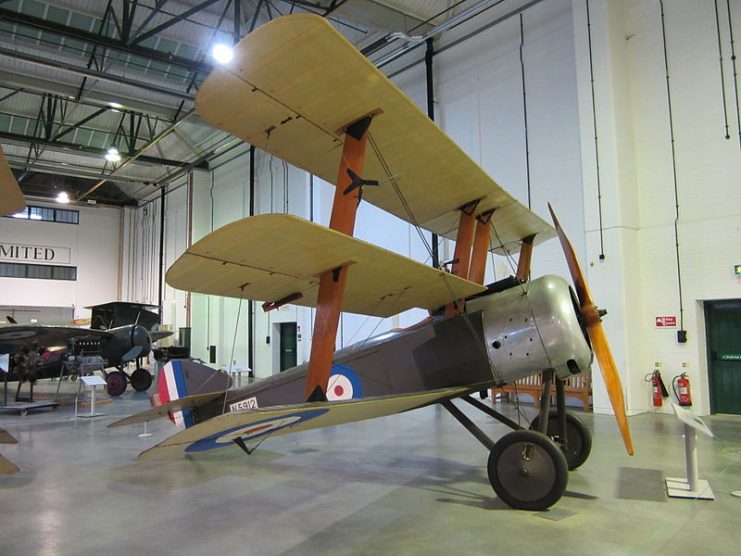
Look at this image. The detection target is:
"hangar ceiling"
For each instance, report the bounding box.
[0,0,532,206]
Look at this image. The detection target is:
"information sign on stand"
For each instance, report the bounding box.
[76,375,108,419]
[665,402,715,500]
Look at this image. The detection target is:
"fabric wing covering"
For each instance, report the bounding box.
[166,214,486,317]
[195,14,554,255]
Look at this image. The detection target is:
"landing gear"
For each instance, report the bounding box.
[487,430,568,511]
[443,397,569,510]
[530,409,592,470]
[105,371,128,396]
[130,368,152,392]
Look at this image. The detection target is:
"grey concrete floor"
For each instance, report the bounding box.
[1,380,739,556]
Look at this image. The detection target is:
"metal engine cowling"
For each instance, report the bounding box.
[466,275,592,386]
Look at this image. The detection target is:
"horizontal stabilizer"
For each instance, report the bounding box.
[108,391,225,428]
[138,386,472,461]
[0,454,19,475]
[166,214,486,317]
[196,14,554,254]
[0,428,17,444]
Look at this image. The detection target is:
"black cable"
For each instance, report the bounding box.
[726,0,741,150]
[519,13,532,210]
[586,0,605,259]
[714,0,731,139]
[659,0,685,334]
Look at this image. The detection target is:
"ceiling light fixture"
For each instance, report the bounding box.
[211,43,234,64]
[56,191,70,204]
[105,146,121,162]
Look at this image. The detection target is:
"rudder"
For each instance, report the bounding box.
[157,360,231,428]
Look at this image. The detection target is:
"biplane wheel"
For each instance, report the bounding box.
[487,430,568,511]
[130,368,152,392]
[106,371,128,397]
[529,410,592,470]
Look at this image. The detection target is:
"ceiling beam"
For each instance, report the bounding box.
[130,0,224,46]
[0,7,213,74]
[0,45,195,102]
[0,130,208,169]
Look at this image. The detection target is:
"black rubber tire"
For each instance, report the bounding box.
[106,371,128,396]
[130,368,153,392]
[487,430,568,511]
[530,409,592,470]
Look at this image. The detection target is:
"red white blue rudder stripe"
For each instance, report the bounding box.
[158,360,195,428]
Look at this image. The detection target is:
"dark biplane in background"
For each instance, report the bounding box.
[113,15,633,511]
[0,301,170,398]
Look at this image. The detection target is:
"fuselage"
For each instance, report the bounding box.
[190,275,592,422]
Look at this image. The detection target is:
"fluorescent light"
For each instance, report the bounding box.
[108,102,123,108]
[105,146,121,162]
[211,43,234,64]
[56,191,70,204]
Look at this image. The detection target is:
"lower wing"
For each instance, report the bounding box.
[138,386,473,461]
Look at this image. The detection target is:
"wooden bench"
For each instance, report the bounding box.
[492,372,592,411]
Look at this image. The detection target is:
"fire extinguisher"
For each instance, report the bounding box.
[672,373,692,406]
[645,370,668,407]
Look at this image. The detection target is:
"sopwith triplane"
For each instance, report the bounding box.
[110,14,633,510]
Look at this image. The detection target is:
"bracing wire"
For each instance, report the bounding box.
[222,289,245,416]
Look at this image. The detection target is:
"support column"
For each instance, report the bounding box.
[305,116,373,400]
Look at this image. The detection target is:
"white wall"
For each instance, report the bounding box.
[0,200,121,318]
[120,0,740,415]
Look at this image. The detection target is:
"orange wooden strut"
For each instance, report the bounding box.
[304,117,372,400]
[468,210,494,285]
[515,235,535,282]
[444,201,479,318]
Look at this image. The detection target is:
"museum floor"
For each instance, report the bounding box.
[1,381,739,556]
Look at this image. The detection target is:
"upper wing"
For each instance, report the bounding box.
[0,147,25,217]
[195,14,554,255]
[166,214,486,317]
[0,326,113,353]
[138,386,472,461]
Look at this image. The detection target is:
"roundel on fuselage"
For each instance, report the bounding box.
[327,364,363,401]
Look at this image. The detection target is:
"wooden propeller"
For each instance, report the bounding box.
[548,204,634,455]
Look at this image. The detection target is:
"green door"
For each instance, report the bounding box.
[279,322,297,372]
[705,300,741,414]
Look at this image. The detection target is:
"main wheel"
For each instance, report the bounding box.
[530,409,592,470]
[487,430,568,511]
[106,371,128,396]
[130,368,153,392]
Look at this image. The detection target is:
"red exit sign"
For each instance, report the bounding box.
[656,316,677,327]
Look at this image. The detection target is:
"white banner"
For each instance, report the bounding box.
[0,243,71,264]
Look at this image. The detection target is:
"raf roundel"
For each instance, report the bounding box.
[326,364,363,401]
[185,408,329,452]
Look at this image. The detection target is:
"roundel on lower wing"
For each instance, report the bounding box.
[0,330,37,341]
[185,408,329,453]
[326,364,363,401]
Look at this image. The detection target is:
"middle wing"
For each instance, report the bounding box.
[138,385,473,461]
[166,213,486,317]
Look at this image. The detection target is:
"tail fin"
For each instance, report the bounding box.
[157,360,231,428]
